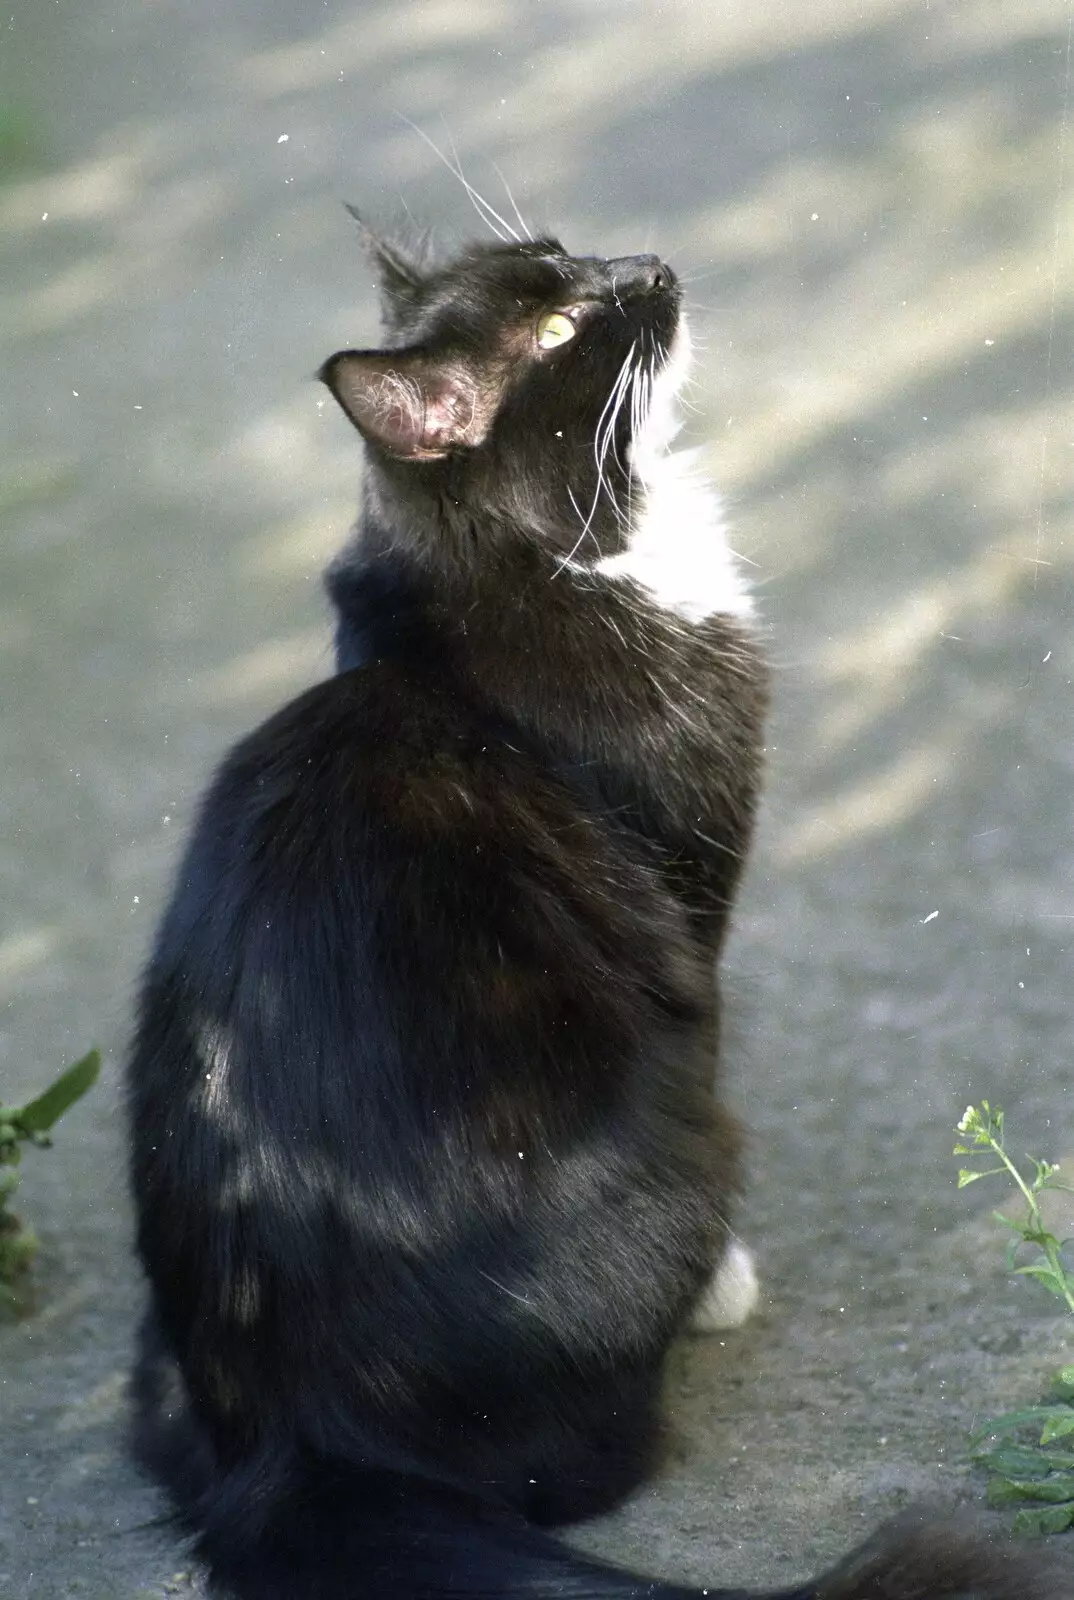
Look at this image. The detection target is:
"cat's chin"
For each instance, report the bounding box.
[631,314,692,470]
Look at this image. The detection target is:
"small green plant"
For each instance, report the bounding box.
[1,1049,101,1295]
[955,1101,1074,1535]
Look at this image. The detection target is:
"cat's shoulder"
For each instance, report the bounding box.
[199,661,554,866]
[213,661,479,800]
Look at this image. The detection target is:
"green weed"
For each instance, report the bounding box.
[1,1049,100,1300]
[955,1101,1074,1535]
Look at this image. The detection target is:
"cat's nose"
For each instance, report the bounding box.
[606,255,677,297]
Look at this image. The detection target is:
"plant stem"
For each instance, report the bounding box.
[985,1128,1074,1317]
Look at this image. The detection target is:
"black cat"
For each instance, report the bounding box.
[127,221,1065,1600]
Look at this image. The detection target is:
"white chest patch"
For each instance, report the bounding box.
[593,319,754,623]
[596,450,754,623]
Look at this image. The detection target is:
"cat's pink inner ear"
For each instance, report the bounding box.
[320,352,426,456]
[420,373,488,452]
[320,352,496,460]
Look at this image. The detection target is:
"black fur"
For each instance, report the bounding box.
[126,225,1065,1599]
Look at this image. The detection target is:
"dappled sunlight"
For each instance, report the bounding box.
[935,0,1071,53]
[184,630,330,707]
[0,133,165,232]
[136,393,360,536]
[3,168,232,334]
[55,1371,128,1434]
[0,927,59,991]
[221,403,348,502]
[457,0,920,155]
[811,530,1068,757]
[683,154,881,270]
[118,170,232,259]
[238,0,917,120]
[773,742,948,865]
[16,251,144,335]
[877,401,1070,534]
[718,187,1073,500]
[240,0,506,98]
[238,502,356,582]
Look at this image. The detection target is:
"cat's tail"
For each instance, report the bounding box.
[191,1456,1068,1600]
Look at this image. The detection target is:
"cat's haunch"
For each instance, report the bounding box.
[126,221,1063,1600]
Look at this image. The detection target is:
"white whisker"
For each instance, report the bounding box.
[491,162,533,242]
[555,486,602,571]
[442,123,521,243]
[397,115,520,244]
[551,343,637,579]
[592,344,637,528]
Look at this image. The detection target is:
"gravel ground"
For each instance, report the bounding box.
[2,1,1073,1593]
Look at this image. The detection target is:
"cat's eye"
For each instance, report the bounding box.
[536,311,577,350]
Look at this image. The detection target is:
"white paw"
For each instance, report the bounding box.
[691,1239,760,1332]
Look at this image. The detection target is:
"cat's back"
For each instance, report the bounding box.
[175,656,622,910]
[139,656,707,1138]
[130,653,720,1366]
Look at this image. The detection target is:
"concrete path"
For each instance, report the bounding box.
[2,1,1072,1592]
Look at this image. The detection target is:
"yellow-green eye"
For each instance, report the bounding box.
[536,311,577,350]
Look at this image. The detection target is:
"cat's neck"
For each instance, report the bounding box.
[327,495,545,677]
[353,450,630,580]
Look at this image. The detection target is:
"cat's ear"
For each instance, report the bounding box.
[344,205,425,303]
[319,350,499,459]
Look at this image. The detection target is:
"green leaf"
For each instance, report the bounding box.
[1053,1370,1074,1401]
[0,1217,38,1282]
[1013,1263,1067,1296]
[971,1407,1071,1444]
[988,1476,1031,1507]
[1040,1410,1074,1444]
[958,1168,989,1187]
[982,1445,1066,1479]
[1019,1228,1058,1250]
[988,1470,1074,1505]
[12,1050,100,1135]
[1012,1502,1074,1536]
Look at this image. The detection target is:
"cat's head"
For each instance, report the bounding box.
[319,221,684,558]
